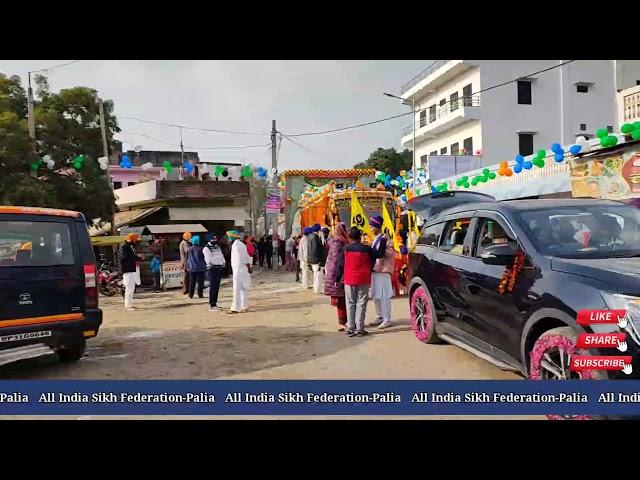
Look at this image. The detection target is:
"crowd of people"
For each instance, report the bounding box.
[119,229,254,314]
[118,218,400,335]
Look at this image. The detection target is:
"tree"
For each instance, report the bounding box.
[354,147,412,177]
[0,72,120,221]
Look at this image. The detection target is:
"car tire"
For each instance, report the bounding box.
[410,285,440,344]
[528,326,602,420]
[56,339,86,363]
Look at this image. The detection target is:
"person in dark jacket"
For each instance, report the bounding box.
[336,227,373,337]
[307,223,325,294]
[187,235,206,299]
[119,233,143,311]
[264,235,274,269]
[257,237,266,267]
[218,235,232,277]
[324,223,349,331]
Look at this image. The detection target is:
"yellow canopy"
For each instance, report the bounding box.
[91,235,128,247]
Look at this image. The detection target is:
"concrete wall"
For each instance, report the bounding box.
[616,60,640,91]
[415,121,482,168]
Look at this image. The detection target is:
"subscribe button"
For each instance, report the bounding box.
[570,355,632,372]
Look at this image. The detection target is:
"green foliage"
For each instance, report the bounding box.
[0,72,119,221]
[354,147,412,177]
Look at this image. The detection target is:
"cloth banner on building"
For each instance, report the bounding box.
[350,190,371,237]
[569,147,640,200]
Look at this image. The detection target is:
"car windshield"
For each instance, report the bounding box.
[517,204,640,259]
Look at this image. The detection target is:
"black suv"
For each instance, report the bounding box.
[0,206,103,366]
[407,192,640,385]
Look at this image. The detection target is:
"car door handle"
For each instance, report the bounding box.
[467,285,481,295]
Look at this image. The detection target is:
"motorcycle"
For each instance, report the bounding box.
[98,268,124,297]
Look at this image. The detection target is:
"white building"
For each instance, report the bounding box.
[400,60,640,174]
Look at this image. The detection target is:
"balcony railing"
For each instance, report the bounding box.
[401,60,451,94]
[402,96,480,136]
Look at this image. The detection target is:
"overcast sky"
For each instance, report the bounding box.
[0,60,431,170]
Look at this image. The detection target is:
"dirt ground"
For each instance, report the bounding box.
[0,268,541,420]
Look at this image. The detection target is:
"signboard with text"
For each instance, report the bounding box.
[569,147,640,200]
[265,188,281,214]
[161,260,182,289]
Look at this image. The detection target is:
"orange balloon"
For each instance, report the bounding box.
[506,169,513,177]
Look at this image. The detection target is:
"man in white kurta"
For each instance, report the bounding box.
[228,230,252,313]
[298,227,311,289]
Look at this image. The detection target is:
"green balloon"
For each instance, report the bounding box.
[634,122,640,130]
[632,130,640,141]
[471,177,479,186]
[488,172,496,179]
[536,149,546,159]
[596,128,608,139]
[482,168,490,175]
[621,123,635,134]
[73,161,82,170]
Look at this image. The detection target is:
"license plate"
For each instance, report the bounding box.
[0,331,52,343]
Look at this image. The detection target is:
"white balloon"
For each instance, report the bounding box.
[575,136,587,145]
[134,145,143,153]
[271,167,277,174]
[97,156,109,170]
[581,143,592,153]
[46,160,55,170]
[141,162,153,170]
[42,155,52,163]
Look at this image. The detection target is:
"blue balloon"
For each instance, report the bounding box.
[431,185,437,193]
[554,153,564,162]
[513,164,523,174]
[384,179,391,187]
[400,194,407,202]
[523,161,533,170]
[385,174,391,181]
[396,175,403,182]
[551,143,563,153]
[515,155,524,164]
[122,155,130,163]
[569,144,582,155]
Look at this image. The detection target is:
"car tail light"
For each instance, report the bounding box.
[84,263,98,308]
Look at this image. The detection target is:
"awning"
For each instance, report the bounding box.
[144,224,208,234]
[91,235,128,247]
[114,207,162,228]
[168,207,250,222]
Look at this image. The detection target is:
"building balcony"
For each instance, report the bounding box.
[401,96,481,147]
[401,60,476,99]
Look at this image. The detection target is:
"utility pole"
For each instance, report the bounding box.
[27,72,36,140]
[268,120,278,269]
[98,98,117,239]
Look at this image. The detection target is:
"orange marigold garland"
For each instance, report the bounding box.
[498,250,526,295]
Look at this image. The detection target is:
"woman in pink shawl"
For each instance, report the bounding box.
[323,223,350,331]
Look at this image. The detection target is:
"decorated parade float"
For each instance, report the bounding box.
[281,168,428,296]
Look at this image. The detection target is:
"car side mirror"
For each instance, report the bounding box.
[480,244,516,265]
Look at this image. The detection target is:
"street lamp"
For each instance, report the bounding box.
[384,92,416,192]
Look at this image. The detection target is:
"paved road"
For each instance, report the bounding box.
[0,269,540,419]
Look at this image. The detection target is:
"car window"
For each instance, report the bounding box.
[419,222,443,247]
[440,217,472,255]
[517,204,640,258]
[0,220,75,267]
[474,217,516,257]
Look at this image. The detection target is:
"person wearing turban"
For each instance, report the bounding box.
[227,230,252,313]
[368,215,396,329]
[119,233,143,311]
[179,231,192,295]
[298,227,312,289]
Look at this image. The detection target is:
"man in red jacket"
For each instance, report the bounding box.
[336,227,374,337]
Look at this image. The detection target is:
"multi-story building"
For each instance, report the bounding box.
[400,60,640,174]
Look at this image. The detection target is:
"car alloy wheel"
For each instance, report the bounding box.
[529,328,593,420]
[410,286,433,343]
